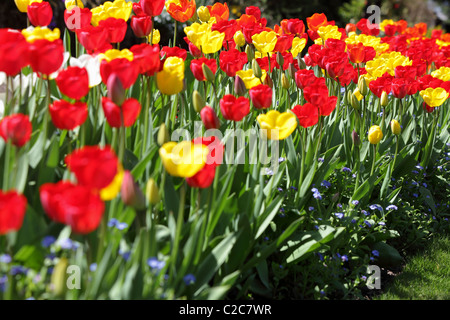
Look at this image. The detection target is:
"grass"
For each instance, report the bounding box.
[376,234,450,300]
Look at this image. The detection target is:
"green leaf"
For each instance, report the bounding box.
[14,245,44,270]
[372,241,403,268]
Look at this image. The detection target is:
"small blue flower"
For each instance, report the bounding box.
[371,250,379,257]
[89,263,97,272]
[0,276,8,293]
[415,165,424,170]
[369,204,382,211]
[341,255,348,262]
[147,257,165,271]
[183,274,196,286]
[378,221,386,226]
[59,238,75,250]
[321,180,331,188]
[277,187,283,192]
[10,265,28,276]
[422,183,427,188]
[116,222,128,231]
[413,193,419,198]
[386,205,398,211]
[308,206,315,211]
[352,200,359,206]
[361,210,369,216]
[318,157,324,163]
[337,203,343,208]
[335,212,344,219]
[411,170,419,174]
[364,220,372,228]
[264,236,269,241]
[311,187,318,193]
[120,251,131,261]
[290,186,298,191]
[342,167,352,173]
[41,236,56,248]
[107,218,118,227]
[278,157,286,163]
[0,254,12,264]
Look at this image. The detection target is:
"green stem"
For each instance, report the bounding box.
[391,135,399,175]
[370,144,377,176]
[118,111,126,163]
[2,140,11,190]
[173,20,178,47]
[169,182,186,288]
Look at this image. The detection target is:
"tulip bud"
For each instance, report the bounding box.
[368,125,383,144]
[350,93,360,111]
[281,73,290,89]
[332,192,340,203]
[390,119,401,135]
[380,91,389,106]
[234,75,247,96]
[121,171,146,211]
[200,106,220,129]
[352,130,361,147]
[193,90,206,112]
[358,75,368,96]
[263,74,273,89]
[202,63,215,83]
[233,30,246,47]
[245,44,255,62]
[107,73,126,106]
[252,59,262,79]
[297,56,306,70]
[51,258,69,297]
[276,52,284,68]
[146,178,161,205]
[157,123,170,146]
[197,6,210,23]
[287,63,296,79]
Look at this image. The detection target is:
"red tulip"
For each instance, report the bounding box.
[99,17,128,44]
[0,190,27,235]
[384,24,396,36]
[347,43,365,64]
[76,25,112,54]
[294,69,316,90]
[200,106,220,130]
[291,103,319,128]
[219,49,248,77]
[131,15,153,38]
[55,66,90,100]
[391,78,409,99]
[160,46,187,61]
[130,43,161,76]
[249,84,272,109]
[208,2,229,22]
[303,78,329,105]
[140,0,165,17]
[184,36,202,58]
[28,39,64,76]
[211,20,238,41]
[190,57,217,81]
[65,145,119,191]
[100,58,139,89]
[64,7,92,32]
[273,34,295,53]
[286,19,305,35]
[49,100,88,130]
[220,94,250,122]
[101,97,142,128]
[0,114,32,147]
[395,65,417,80]
[186,136,224,188]
[0,29,29,76]
[345,23,356,34]
[245,6,261,21]
[40,181,105,234]
[306,13,328,32]
[369,75,393,98]
[320,96,338,116]
[27,1,53,27]
[121,170,145,210]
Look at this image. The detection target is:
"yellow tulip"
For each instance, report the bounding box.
[156,56,185,95]
[150,29,161,44]
[91,0,132,26]
[257,110,298,140]
[100,164,125,201]
[22,26,60,43]
[201,30,225,54]
[233,30,246,47]
[65,0,84,9]
[368,125,383,144]
[290,37,307,58]
[252,31,278,55]
[317,25,342,43]
[420,87,449,107]
[353,88,364,101]
[197,6,210,22]
[98,49,134,62]
[15,0,42,13]
[159,141,209,178]
[146,178,161,205]
[236,69,266,90]
[184,22,224,54]
[431,66,450,82]
[390,120,401,135]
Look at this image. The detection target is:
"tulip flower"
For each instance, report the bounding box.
[166,0,197,23]
[129,44,160,76]
[257,110,298,140]
[391,78,410,99]
[121,171,145,210]
[131,15,153,38]
[91,0,133,26]
[184,23,225,54]
[55,66,90,100]
[291,103,319,128]
[368,125,383,144]
[156,56,185,95]
[197,6,210,22]
[28,38,64,76]
[76,25,111,54]
[233,30,246,47]
[211,20,238,42]
[252,31,278,54]
[207,2,229,22]
[390,120,401,135]
[0,190,27,235]
[0,29,30,76]
[49,100,88,130]
[431,66,450,82]
[419,87,449,107]
[219,49,248,77]
[159,141,209,178]
[190,57,217,81]
[100,57,139,90]
[65,0,83,9]
[140,0,165,17]
[99,17,128,44]
[219,95,250,122]
[27,1,53,27]
[235,69,266,89]
[69,54,102,88]
[101,97,142,128]
[0,114,32,147]
[146,178,161,205]
[15,0,43,13]
[249,84,272,109]
[40,181,105,234]
[200,106,220,129]
[64,7,92,32]
[161,46,188,61]
[65,145,120,192]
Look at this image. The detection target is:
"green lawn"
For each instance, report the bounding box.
[376,235,450,300]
